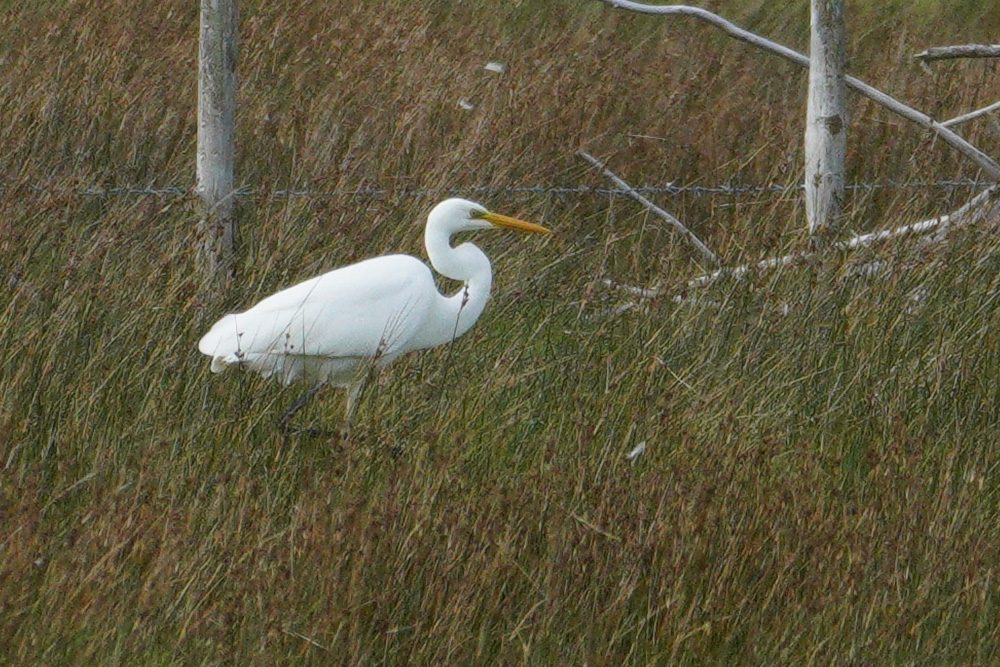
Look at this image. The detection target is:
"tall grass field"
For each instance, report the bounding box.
[1,0,999,663]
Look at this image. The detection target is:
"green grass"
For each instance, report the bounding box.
[1,0,999,663]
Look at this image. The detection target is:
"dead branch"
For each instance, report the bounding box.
[943,100,1000,128]
[599,186,999,304]
[597,0,1000,180]
[915,44,1000,63]
[602,278,660,299]
[601,185,998,315]
[598,185,998,320]
[578,151,721,265]
[685,185,999,289]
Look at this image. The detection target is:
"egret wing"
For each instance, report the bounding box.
[198,255,436,365]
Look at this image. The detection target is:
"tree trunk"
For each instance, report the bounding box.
[197,0,238,290]
[805,0,847,237]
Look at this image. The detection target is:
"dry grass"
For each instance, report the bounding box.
[1,0,999,663]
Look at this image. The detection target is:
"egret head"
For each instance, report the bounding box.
[428,198,551,235]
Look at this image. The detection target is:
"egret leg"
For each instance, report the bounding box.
[279,382,328,437]
[339,377,369,441]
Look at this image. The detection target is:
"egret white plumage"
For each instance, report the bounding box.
[198,198,551,436]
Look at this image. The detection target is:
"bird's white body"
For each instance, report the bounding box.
[198,253,486,387]
[198,199,548,412]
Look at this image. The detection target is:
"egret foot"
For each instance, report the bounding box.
[279,382,328,437]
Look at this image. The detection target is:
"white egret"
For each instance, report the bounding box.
[198,198,551,436]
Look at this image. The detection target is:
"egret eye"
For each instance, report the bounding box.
[470,209,489,220]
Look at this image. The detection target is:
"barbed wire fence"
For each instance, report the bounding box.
[1,178,992,201]
[4,176,995,301]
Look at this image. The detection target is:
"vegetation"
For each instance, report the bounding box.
[1,0,998,663]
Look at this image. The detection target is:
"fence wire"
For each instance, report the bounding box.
[1,178,992,201]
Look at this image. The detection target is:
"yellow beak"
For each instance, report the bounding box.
[482,211,552,235]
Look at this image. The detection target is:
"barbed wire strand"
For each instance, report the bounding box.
[0,178,991,201]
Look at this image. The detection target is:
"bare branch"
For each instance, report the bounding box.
[602,278,660,299]
[578,151,721,265]
[597,0,1000,180]
[685,185,999,289]
[600,185,996,316]
[915,44,1000,63]
[943,100,1000,128]
[602,184,998,314]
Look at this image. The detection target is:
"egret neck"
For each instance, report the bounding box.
[417,209,494,350]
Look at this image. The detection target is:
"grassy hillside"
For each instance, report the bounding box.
[1,0,998,663]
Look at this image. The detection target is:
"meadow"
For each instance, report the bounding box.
[1,0,999,663]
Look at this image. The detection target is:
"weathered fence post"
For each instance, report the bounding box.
[805,0,847,237]
[197,0,238,289]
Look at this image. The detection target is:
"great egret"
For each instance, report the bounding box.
[198,198,551,436]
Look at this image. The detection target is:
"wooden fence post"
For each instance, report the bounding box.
[805,0,847,237]
[197,0,238,290]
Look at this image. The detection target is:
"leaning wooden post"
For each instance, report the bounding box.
[805,0,847,237]
[197,0,238,289]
